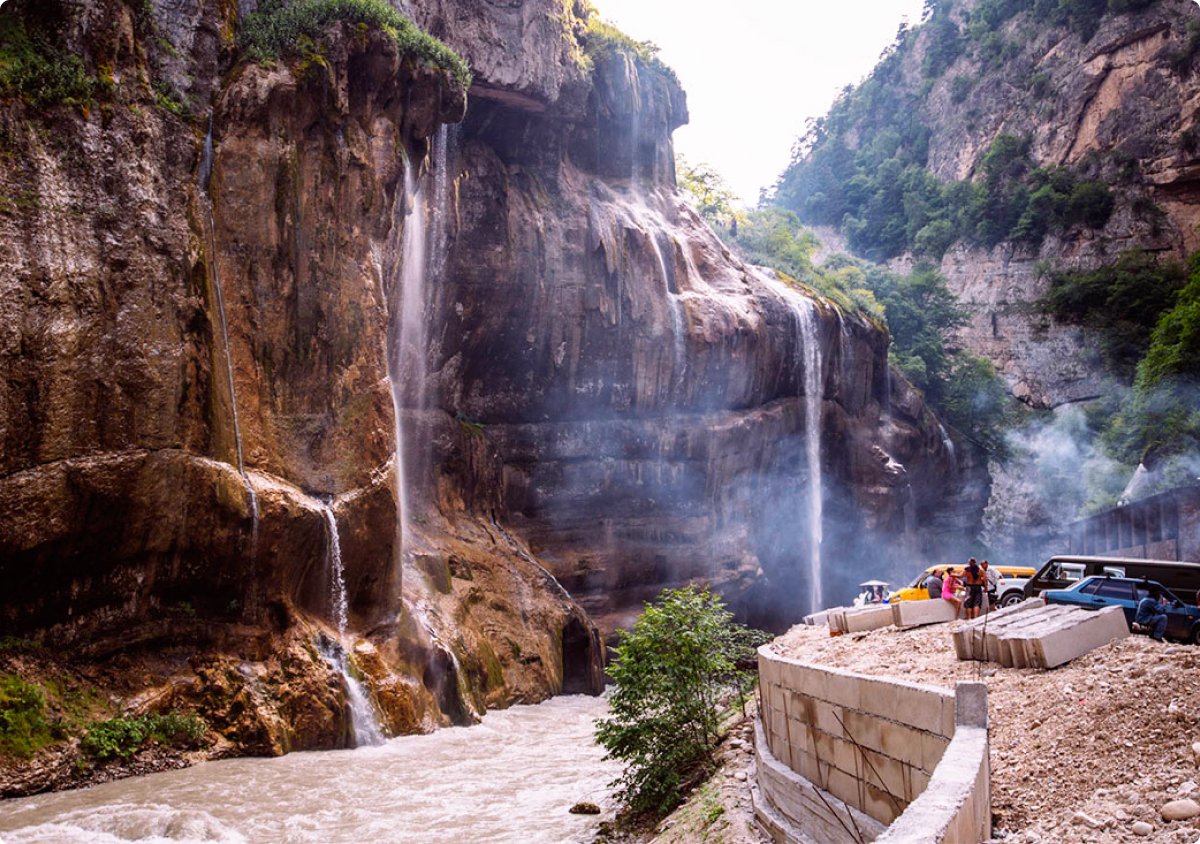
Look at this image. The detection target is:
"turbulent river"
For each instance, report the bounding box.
[0,694,620,844]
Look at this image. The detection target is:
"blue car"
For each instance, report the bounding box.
[1043,576,1200,644]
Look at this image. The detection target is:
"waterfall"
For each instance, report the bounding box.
[322,504,349,634]
[938,421,957,463]
[319,501,386,747]
[792,294,825,615]
[389,154,430,557]
[646,230,686,392]
[198,117,259,555]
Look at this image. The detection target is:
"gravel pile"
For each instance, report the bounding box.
[771,621,1200,843]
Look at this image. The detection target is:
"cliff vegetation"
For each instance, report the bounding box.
[239,0,471,86]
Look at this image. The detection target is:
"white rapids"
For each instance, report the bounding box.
[0,694,619,844]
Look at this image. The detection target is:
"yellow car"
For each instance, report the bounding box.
[889,564,1037,603]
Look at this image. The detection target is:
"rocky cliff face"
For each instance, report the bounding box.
[0,0,984,792]
[892,0,1200,408]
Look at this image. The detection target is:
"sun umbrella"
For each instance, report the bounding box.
[859,579,890,587]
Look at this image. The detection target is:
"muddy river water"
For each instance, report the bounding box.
[0,694,619,844]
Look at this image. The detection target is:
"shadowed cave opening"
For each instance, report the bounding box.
[560,617,594,695]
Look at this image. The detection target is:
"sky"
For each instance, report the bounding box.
[593,0,929,205]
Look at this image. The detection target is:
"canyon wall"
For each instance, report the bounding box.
[0,0,985,790]
[891,0,1200,408]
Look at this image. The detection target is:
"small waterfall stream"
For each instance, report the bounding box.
[773,283,825,615]
[318,501,386,747]
[797,300,825,615]
[198,116,259,547]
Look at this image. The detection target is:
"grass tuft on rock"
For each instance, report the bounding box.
[238,0,471,89]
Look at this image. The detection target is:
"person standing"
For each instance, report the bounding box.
[962,558,985,620]
[981,560,1001,613]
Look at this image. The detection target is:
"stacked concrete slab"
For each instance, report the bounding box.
[952,600,1129,668]
[826,600,958,635]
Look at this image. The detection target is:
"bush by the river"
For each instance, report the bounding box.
[595,586,766,815]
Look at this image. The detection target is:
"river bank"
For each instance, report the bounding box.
[771,622,1200,843]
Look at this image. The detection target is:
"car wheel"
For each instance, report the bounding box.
[1191,624,1200,646]
[1000,592,1023,608]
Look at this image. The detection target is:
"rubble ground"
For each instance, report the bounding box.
[771,621,1200,843]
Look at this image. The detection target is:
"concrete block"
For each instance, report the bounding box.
[1034,604,1130,668]
[841,707,882,754]
[844,604,895,633]
[857,674,951,734]
[825,766,863,814]
[921,732,951,773]
[878,719,925,768]
[893,598,958,627]
[955,682,988,729]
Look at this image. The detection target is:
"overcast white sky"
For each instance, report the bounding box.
[593,0,928,204]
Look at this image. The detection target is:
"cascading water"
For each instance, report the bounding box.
[388,155,429,557]
[646,229,686,391]
[198,116,259,550]
[318,501,386,747]
[938,420,957,463]
[783,289,825,615]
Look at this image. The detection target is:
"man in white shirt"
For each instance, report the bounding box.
[982,560,1001,613]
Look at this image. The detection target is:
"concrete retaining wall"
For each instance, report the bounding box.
[755,647,991,843]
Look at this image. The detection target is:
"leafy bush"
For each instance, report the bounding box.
[0,675,52,759]
[1041,250,1188,377]
[0,17,107,108]
[595,586,765,815]
[238,0,470,87]
[82,711,207,761]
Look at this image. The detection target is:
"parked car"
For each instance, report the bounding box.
[996,577,1030,608]
[1024,555,1200,601]
[889,564,1036,603]
[1043,575,1200,644]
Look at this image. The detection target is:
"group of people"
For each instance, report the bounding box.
[923,559,999,620]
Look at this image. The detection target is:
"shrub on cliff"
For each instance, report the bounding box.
[239,0,470,88]
[0,16,107,108]
[0,675,53,759]
[595,586,766,815]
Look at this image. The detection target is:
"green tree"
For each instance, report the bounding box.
[595,586,766,815]
[676,156,738,228]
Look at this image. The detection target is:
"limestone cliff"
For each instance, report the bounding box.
[0,0,984,792]
[790,0,1200,408]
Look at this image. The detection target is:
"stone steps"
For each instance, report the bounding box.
[952,600,1129,669]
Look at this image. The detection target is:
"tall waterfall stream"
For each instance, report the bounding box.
[0,695,618,844]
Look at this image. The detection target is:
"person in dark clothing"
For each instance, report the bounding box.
[925,570,943,600]
[962,558,985,620]
[1135,592,1169,642]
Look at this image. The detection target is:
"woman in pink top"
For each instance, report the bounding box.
[941,568,963,619]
